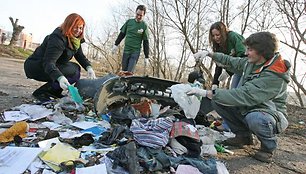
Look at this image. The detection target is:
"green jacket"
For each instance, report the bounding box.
[213,31,246,85]
[225,31,246,57]
[120,19,149,54]
[212,53,290,132]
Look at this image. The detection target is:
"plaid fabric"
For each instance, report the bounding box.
[170,121,200,141]
[130,117,173,149]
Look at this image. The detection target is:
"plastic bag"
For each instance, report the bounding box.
[170,84,201,119]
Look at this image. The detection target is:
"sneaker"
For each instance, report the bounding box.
[222,134,255,148]
[253,150,273,163]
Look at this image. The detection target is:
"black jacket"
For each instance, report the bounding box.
[27,28,91,81]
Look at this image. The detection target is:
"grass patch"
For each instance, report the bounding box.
[17,47,33,58]
[0,44,33,59]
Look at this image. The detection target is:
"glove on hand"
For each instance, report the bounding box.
[193,50,209,62]
[186,87,207,97]
[211,84,218,90]
[86,66,96,79]
[58,76,70,90]
[218,69,230,82]
[111,45,118,54]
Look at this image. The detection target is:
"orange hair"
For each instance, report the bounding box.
[60,13,85,49]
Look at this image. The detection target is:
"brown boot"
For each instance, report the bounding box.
[253,150,273,163]
[222,134,255,148]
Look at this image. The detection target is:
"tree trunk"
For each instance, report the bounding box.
[9,17,25,46]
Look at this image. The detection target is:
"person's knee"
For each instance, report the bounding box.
[211,100,228,114]
[245,112,275,136]
[69,62,81,72]
[211,100,219,111]
[59,62,80,77]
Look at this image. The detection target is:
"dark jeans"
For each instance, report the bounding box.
[122,52,140,72]
[24,59,80,90]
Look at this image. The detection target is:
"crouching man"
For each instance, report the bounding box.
[189,32,290,163]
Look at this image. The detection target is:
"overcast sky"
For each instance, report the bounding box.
[0,0,123,42]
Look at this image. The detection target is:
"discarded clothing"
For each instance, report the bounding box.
[169,156,217,174]
[176,136,202,158]
[106,141,140,174]
[99,125,132,145]
[104,156,129,174]
[130,117,173,148]
[59,133,94,148]
[109,105,139,126]
[169,138,188,155]
[170,121,200,141]
[137,146,171,172]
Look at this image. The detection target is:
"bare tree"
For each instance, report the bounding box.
[156,0,216,82]
[146,0,167,78]
[9,17,24,46]
[274,0,306,107]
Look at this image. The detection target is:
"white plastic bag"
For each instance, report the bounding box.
[170,84,201,119]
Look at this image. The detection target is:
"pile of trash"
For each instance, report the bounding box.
[0,80,234,174]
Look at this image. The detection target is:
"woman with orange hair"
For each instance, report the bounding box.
[24,13,96,102]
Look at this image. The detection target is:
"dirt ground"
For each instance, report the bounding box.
[0,56,305,174]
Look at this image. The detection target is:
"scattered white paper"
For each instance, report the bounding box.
[11,104,32,110]
[4,104,53,121]
[76,164,107,174]
[58,130,81,139]
[42,169,57,174]
[27,157,44,174]
[20,104,53,121]
[41,122,62,130]
[3,111,30,122]
[0,146,42,174]
[80,146,116,153]
[71,121,98,130]
[38,138,61,150]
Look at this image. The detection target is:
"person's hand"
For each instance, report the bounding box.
[211,84,218,90]
[194,50,209,62]
[58,76,70,90]
[86,66,96,79]
[186,87,207,97]
[111,45,118,54]
[218,69,230,82]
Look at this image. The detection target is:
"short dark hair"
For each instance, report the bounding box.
[136,5,146,14]
[244,32,278,60]
[188,71,205,83]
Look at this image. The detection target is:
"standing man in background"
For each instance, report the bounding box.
[112,5,149,73]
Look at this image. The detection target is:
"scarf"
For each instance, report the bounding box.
[70,37,81,50]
